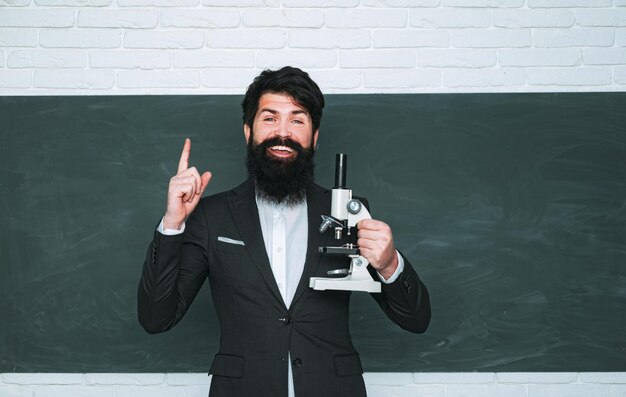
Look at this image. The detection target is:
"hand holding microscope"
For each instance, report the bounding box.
[309,153,382,294]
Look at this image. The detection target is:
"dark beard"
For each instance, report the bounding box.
[246,136,315,206]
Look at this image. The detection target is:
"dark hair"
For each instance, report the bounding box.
[242,66,325,133]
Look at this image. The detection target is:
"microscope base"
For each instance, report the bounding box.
[310,254,381,293]
[309,276,381,293]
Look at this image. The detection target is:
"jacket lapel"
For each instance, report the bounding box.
[290,183,333,308]
[227,179,285,307]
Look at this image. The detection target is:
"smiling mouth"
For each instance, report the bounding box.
[268,145,296,158]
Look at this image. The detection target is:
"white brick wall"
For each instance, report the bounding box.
[1,373,625,396]
[1,1,626,94]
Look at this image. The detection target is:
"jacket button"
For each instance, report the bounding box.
[293,358,302,367]
[280,315,291,325]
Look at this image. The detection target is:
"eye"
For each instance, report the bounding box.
[292,119,304,125]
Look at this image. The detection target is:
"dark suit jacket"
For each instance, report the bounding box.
[138,179,430,397]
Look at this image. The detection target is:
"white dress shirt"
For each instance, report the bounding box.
[255,196,308,309]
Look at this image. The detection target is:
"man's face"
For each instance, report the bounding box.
[244,92,318,205]
[244,92,318,157]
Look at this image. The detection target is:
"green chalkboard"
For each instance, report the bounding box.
[1,93,625,373]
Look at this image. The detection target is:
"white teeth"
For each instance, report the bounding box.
[271,145,294,152]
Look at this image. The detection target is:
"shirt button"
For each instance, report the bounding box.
[277,247,282,253]
[293,358,302,367]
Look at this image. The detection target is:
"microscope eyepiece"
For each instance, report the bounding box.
[335,153,347,189]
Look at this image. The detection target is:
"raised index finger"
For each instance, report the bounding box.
[177,138,191,174]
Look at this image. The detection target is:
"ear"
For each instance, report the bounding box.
[313,129,319,149]
[244,124,251,144]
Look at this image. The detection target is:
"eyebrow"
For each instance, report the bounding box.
[259,108,309,117]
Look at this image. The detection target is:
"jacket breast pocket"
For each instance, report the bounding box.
[333,354,363,377]
[209,354,246,378]
[215,238,247,256]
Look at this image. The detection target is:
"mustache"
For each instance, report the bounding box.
[253,136,306,155]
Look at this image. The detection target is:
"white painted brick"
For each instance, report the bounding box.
[413,373,496,384]
[78,9,158,28]
[283,0,359,6]
[0,29,38,47]
[117,70,199,88]
[34,69,115,89]
[119,0,198,5]
[199,68,258,89]
[452,28,531,48]
[373,30,449,48]
[257,49,337,68]
[583,48,626,65]
[90,50,171,69]
[444,67,525,87]
[576,9,626,27]
[417,48,496,67]
[527,66,612,86]
[35,0,111,5]
[40,29,121,48]
[367,385,445,397]
[203,0,278,5]
[495,9,574,28]
[363,0,439,6]
[7,49,87,68]
[173,50,254,68]
[612,385,626,397]
[124,31,204,49]
[243,9,323,28]
[307,69,362,89]
[33,385,113,397]
[84,373,165,385]
[0,385,35,397]
[289,29,370,49]
[618,0,626,6]
[533,28,614,47]
[409,9,491,28]
[114,385,207,397]
[0,0,31,5]
[363,68,441,88]
[528,384,609,397]
[2,374,83,385]
[578,373,626,383]
[167,374,210,386]
[160,9,240,28]
[364,372,413,385]
[499,48,581,66]
[448,384,526,397]
[0,10,75,28]
[529,0,612,7]
[340,49,414,68]
[444,0,524,6]
[326,10,407,28]
[206,30,285,49]
[496,372,579,383]
[618,28,626,45]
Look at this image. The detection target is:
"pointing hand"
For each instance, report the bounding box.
[163,138,212,230]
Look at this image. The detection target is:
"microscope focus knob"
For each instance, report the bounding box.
[347,199,362,214]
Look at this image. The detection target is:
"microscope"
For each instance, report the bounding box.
[309,154,382,293]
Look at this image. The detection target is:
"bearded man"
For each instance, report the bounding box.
[137,66,431,397]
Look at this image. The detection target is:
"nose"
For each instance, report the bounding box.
[274,120,291,139]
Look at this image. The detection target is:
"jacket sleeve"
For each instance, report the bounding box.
[368,253,431,333]
[358,196,431,333]
[137,203,209,334]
